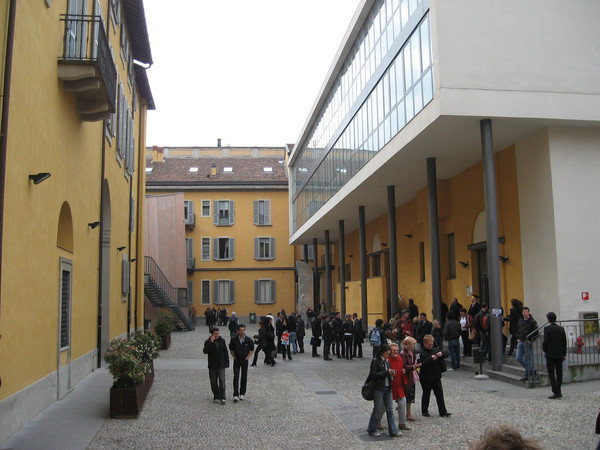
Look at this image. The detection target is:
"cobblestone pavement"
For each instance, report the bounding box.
[86,324,599,449]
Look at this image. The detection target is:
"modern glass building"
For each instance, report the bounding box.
[291,0,432,232]
[288,0,600,360]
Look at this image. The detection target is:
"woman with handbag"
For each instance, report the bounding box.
[366,344,401,438]
[400,336,420,421]
[389,343,411,431]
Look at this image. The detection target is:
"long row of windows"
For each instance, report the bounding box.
[197,279,276,305]
[187,237,277,262]
[184,199,271,226]
[291,2,433,232]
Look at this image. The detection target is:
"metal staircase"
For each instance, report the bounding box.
[144,256,195,331]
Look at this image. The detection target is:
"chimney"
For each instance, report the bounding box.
[211,163,217,177]
[152,146,164,163]
[217,138,221,148]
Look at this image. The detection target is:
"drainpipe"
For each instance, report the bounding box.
[0,0,17,386]
[134,105,146,331]
[97,134,106,369]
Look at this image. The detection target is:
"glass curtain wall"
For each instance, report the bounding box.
[292,0,433,232]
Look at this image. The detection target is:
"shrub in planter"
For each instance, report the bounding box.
[154,312,175,349]
[104,338,145,388]
[128,330,160,374]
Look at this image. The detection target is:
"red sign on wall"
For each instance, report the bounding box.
[582,292,590,301]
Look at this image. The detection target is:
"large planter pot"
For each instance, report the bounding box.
[160,333,171,350]
[109,362,154,418]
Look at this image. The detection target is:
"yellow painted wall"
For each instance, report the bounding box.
[329,146,524,324]
[0,0,149,408]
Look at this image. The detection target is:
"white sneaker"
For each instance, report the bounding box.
[368,431,381,437]
[213,399,220,404]
[233,396,239,403]
[239,395,245,401]
[221,399,226,405]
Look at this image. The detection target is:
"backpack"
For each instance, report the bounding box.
[369,328,381,347]
[482,313,490,331]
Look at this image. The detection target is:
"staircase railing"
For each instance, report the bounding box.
[144,256,195,331]
[526,318,600,385]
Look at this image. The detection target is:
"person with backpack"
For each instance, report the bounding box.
[474,304,490,359]
[370,318,384,357]
[228,312,239,339]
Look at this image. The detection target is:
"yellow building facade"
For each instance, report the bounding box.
[146,147,296,322]
[0,0,153,441]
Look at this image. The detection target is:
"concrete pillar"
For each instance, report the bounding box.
[388,185,398,317]
[481,119,503,371]
[313,237,320,312]
[324,229,332,313]
[427,157,442,322]
[359,205,368,330]
[339,220,346,316]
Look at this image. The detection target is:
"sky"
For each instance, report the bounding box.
[143,0,360,148]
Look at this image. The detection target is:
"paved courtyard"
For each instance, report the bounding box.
[89,323,599,449]
[3,323,599,449]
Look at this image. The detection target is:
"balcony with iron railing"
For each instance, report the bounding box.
[57,14,117,121]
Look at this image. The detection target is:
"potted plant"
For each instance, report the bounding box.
[104,332,159,418]
[155,311,175,350]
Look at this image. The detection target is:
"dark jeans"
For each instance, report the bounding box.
[297,335,305,352]
[420,378,447,415]
[323,339,333,359]
[448,338,460,369]
[461,329,472,356]
[312,338,321,356]
[353,337,363,358]
[546,357,564,395]
[508,332,517,355]
[232,358,249,397]
[209,367,226,400]
[335,334,343,357]
[343,335,353,358]
[252,344,269,365]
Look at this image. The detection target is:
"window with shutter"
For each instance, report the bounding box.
[253,200,271,225]
[255,237,275,260]
[214,280,234,304]
[214,238,234,261]
[254,279,276,304]
[201,280,211,304]
[186,238,195,270]
[187,280,193,305]
[59,259,72,349]
[121,253,130,300]
[214,200,234,226]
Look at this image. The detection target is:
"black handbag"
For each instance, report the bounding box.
[361,375,376,401]
[310,337,321,346]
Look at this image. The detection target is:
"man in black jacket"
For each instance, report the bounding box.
[542,312,567,399]
[418,334,450,417]
[295,314,305,353]
[332,312,344,358]
[203,327,230,405]
[311,313,322,357]
[415,313,433,350]
[229,324,254,402]
[443,312,462,370]
[322,315,335,361]
[352,312,364,358]
[516,307,538,381]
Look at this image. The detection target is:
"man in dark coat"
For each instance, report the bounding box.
[418,334,450,417]
[516,306,538,381]
[311,313,322,357]
[322,315,335,361]
[332,311,344,358]
[542,312,567,399]
[295,314,305,353]
[229,323,254,402]
[449,297,463,321]
[203,327,230,404]
[352,312,364,358]
[408,299,419,321]
[414,313,433,350]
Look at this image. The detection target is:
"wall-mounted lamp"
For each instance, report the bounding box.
[28,172,51,185]
[344,285,349,290]
[129,258,136,263]
[117,246,126,252]
[405,233,413,238]
[381,242,388,247]
[88,221,101,229]
[459,261,469,268]
[499,256,509,263]
[348,254,353,258]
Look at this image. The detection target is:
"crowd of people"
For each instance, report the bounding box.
[201,297,569,441]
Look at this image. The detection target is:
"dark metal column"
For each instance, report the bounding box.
[324,229,332,313]
[339,220,346,316]
[481,119,503,371]
[303,244,308,263]
[387,186,399,317]
[313,238,320,312]
[427,158,442,322]
[359,206,368,331]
